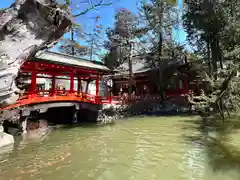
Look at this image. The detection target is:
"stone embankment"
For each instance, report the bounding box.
[99,97,190,124]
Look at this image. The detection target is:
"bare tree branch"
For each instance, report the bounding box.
[73,0,113,17]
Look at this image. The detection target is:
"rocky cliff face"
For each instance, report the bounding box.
[0,0,71,108]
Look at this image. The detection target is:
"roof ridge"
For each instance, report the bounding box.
[34,51,110,72]
[37,51,98,63]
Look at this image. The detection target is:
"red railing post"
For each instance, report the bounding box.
[109,95,112,103]
[30,69,37,98]
[51,74,56,96]
[183,79,187,90]
[70,71,74,93]
[96,74,99,96]
[77,77,81,94]
[94,74,100,104]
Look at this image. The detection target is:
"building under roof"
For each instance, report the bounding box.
[34,51,111,72]
[115,55,150,77]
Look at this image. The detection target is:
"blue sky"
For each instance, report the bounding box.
[173,0,187,44]
[1,0,187,59]
[0,0,15,8]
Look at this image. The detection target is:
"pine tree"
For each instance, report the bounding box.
[183,0,240,118]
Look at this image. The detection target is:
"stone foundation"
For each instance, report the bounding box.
[97,100,190,124]
[0,98,191,136]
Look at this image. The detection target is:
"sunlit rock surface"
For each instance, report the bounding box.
[0,125,14,148]
[0,0,71,114]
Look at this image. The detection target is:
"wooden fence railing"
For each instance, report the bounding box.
[2,89,192,110]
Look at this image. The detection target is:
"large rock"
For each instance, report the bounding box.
[0,0,72,113]
[0,125,14,148]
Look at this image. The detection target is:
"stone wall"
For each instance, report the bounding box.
[98,98,190,124]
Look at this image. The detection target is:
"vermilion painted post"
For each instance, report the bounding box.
[77,77,81,94]
[109,95,112,103]
[96,74,99,96]
[31,70,37,93]
[70,72,74,93]
[51,74,56,96]
[31,70,37,97]
[30,64,37,98]
[95,74,100,104]
[183,79,187,89]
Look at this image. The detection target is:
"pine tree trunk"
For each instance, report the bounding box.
[157,0,165,101]
[210,39,218,80]
[128,41,133,96]
[210,36,222,80]
[0,0,71,107]
[207,40,212,78]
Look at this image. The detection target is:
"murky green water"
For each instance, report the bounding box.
[1,116,240,180]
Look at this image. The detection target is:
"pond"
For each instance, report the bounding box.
[0,115,240,180]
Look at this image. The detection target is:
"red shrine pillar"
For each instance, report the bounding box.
[31,69,37,96]
[51,74,56,96]
[183,79,188,94]
[96,74,99,96]
[183,79,187,89]
[77,77,81,94]
[70,71,75,93]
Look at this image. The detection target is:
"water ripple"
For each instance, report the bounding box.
[0,116,239,180]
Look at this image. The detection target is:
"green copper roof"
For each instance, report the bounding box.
[34,51,110,72]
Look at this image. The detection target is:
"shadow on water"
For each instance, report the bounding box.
[143,111,193,117]
[182,115,240,174]
[57,120,117,130]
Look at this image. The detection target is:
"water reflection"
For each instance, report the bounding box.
[0,116,240,180]
[183,116,240,179]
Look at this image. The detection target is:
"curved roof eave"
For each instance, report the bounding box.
[34,51,112,73]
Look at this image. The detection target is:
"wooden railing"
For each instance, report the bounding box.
[15,91,166,107]
[17,90,115,105]
[1,89,193,110]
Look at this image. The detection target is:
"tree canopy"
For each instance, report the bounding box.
[183,0,240,118]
